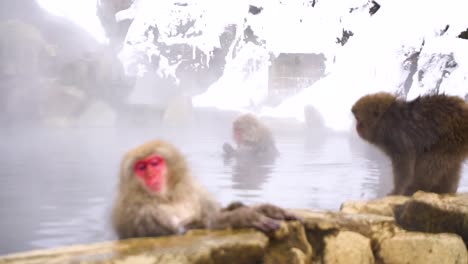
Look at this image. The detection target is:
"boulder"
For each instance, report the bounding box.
[377,232,467,264]
[2,197,468,264]
[394,191,468,245]
[292,209,399,263]
[340,195,410,217]
[264,221,313,264]
[323,231,374,264]
[292,209,399,240]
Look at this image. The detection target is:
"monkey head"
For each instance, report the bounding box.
[351,92,397,141]
[119,140,190,197]
[232,114,263,145]
[133,154,166,193]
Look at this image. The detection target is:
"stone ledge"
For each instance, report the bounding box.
[340,195,411,217]
[1,192,468,264]
[0,230,268,264]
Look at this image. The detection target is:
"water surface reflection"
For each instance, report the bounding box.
[0,125,467,255]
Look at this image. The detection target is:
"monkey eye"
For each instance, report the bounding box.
[134,155,163,174]
[135,162,147,171]
[147,157,160,167]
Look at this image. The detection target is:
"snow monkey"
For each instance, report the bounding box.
[223,113,279,161]
[112,139,297,239]
[351,92,468,196]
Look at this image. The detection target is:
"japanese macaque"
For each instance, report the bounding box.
[351,92,468,196]
[112,140,297,239]
[223,114,279,161]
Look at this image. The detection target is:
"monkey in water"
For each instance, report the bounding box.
[351,92,468,196]
[112,140,297,239]
[223,113,279,161]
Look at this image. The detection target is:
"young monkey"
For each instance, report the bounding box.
[112,139,297,239]
[352,92,468,196]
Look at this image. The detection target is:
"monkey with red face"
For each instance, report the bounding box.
[223,113,279,161]
[112,140,297,239]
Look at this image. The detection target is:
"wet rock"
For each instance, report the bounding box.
[377,232,468,264]
[292,209,398,263]
[264,221,313,264]
[58,48,133,105]
[459,29,468,39]
[0,229,268,264]
[394,191,468,244]
[340,195,411,217]
[0,20,52,78]
[323,231,374,264]
[2,203,467,263]
[292,209,399,239]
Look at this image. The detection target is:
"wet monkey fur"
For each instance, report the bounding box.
[112,140,297,239]
[223,113,279,160]
[352,92,468,196]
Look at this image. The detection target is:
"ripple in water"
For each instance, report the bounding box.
[0,125,467,255]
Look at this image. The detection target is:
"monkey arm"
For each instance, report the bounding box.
[223,202,299,221]
[191,191,281,233]
[251,203,300,221]
[222,201,246,211]
[207,206,281,233]
[389,155,415,195]
[222,143,236,158]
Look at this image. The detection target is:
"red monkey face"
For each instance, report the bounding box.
[233,127,243,144]
[133,155,167,193]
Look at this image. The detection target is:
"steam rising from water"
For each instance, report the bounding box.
[36,0,107,43]
[0,0,468,256]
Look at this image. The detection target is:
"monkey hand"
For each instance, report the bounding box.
[252,204,301,222]
[181,219,205,231]
[245,210,282,233]
[213,207,281,233]
[222,143,236,156]
[222,201,246,211]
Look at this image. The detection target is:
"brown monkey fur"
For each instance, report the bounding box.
[112,139,296,239]
[223,113,279,160]
[351,92,468,196]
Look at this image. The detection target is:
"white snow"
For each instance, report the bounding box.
[193,43,270,111]
[38,0,468,131]
[407,37,468,100]
[258,0,468,131]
